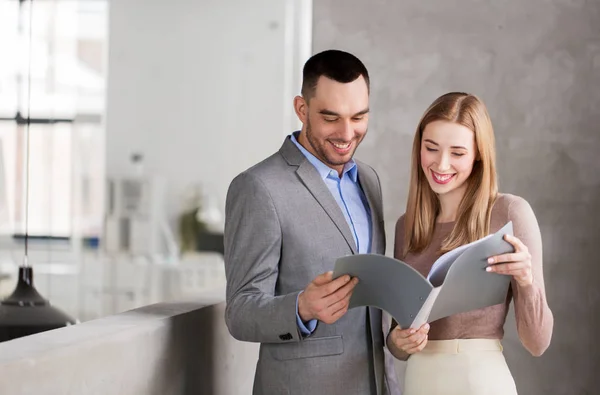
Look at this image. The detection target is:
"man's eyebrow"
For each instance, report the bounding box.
[353,108,370,117]
[318,108,370,117]
[318,109,340,116]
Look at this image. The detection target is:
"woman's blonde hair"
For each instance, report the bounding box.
[403,92,498,257]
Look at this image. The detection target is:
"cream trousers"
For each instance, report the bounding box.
[403,339,518,395]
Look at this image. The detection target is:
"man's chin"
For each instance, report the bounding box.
[326,156,353,168]
[328,150,356,163]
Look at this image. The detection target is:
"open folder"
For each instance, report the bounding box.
[333,222,515,329]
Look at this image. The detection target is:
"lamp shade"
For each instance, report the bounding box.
[0,266,76,342]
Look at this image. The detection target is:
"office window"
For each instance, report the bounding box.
[0,0,107,238]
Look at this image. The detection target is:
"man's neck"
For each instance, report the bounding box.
[296,130,344,177]
[296,129,312,154]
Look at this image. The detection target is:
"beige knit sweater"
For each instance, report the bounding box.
[391,193,553,359]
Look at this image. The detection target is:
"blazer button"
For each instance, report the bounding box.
[279,333,293,341]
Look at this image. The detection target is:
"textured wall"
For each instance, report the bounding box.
[313,1,600,393]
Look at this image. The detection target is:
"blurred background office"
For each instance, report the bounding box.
[0,0,598,394]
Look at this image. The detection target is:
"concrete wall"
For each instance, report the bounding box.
[313,1,600,393]
[0,301,259,394]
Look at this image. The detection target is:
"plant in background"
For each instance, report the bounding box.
[178,184,207,253]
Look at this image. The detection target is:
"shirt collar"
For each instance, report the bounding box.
[290,131,358,182]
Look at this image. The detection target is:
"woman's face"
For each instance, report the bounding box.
[420,120,477,198]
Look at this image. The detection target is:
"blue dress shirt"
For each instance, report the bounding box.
[290,132,373,335]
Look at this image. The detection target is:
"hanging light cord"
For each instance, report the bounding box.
[22,0,34,266]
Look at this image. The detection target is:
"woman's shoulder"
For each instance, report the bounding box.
[396,213,406,226]
[395,213,407,233]
[394,214,408,258]
[492,193,536,222]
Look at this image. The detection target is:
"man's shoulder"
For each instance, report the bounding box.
[245,151,286,175]
[229,151,289,189]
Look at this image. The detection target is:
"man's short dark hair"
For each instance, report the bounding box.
[301,49,370,101]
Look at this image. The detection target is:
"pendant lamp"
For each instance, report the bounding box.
[0,0,76,343]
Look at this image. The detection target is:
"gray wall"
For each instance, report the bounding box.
[313,1,600,394]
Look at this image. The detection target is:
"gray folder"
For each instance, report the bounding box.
[332,222,514,329]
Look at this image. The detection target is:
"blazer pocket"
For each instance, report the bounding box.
[268,335,344,361]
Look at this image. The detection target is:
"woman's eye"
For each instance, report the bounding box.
[452,153,465,157]
[425,147,437,152]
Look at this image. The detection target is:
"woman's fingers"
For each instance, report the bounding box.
[392,324,429,353]
[404,334,428,354]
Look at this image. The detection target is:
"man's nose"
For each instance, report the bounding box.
[339,120,353,140]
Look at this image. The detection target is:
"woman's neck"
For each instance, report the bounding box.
[437,187,466,223]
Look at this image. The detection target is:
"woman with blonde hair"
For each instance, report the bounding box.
[387,92,553,394]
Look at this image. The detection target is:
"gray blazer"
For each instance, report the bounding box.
[224,136,401,395]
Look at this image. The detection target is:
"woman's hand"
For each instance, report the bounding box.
[486,234,533,287]
[389,323,430,355]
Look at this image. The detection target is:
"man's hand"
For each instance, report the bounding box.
[389,323,430,355]
[298,271,359,325]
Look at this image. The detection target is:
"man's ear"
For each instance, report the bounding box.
[293,95,308,124]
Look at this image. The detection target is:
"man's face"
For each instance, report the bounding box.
[295,76,369,174]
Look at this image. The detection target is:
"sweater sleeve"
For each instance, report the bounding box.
[386,215,411,361]
[507,196,554,356]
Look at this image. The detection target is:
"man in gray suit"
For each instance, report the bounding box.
[224,49,400,395]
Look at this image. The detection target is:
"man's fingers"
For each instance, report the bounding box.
[327,297,349,314]
[321,274,355,297]
[322,278,357,307]
[330,305,349,321]
[312,271,334,286]
[316,297,350,324]
[314,279,358,323]
[327,297,350,318]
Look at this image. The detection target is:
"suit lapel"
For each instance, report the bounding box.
[356,162,382,253]
[296,161,358,254]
